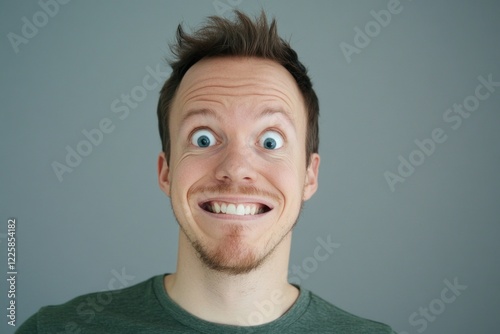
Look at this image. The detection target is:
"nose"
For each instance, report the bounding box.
[214,142,258,183]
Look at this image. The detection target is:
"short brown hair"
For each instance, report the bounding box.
[157,10,319,166]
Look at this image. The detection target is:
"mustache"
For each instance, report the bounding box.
[189,184,280,203]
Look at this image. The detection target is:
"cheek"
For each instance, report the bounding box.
[263,155,305,197]
[169,159,201,222]
[169,155,205,207]
[172,158,202,188]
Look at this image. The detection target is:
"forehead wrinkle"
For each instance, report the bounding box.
[181,84,298,114]
[180,57,301,94]
[175,59,304,124]
[183,81,289,97]
[181,71,298,97]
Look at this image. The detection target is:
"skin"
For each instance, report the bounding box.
[157,56,320,325]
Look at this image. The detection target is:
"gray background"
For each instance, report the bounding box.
[1,1,499,333]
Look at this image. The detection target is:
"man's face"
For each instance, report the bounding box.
[158,57,319,275]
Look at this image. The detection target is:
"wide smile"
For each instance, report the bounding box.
[201,201,272,216]
[198,198,273,218]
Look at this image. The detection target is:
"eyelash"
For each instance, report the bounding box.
[188,127,217,144]
[262,127,286,141]
[187,127,287,147]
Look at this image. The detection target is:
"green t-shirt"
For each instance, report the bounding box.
[16,274,394,333]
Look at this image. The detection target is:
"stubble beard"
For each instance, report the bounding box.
[170,195,304,276]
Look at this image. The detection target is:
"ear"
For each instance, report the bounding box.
[157,152,171,197]
[303,153,320,201]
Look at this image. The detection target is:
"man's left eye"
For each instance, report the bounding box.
[259,131,284,150]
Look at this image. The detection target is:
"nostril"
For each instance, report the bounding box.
[214,155,258,182]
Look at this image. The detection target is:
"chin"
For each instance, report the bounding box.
[192,234,268,275]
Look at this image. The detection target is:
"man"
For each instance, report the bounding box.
[17,10,394,333]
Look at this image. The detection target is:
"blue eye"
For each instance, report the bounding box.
[259,131,284,150]
[191,129,216,147]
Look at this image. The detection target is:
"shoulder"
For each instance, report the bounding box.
[16,275,160,334]
[297,289,394,334]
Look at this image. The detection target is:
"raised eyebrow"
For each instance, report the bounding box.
[180,107,296,127]
[258,108,296,128]
[180,108,222,124]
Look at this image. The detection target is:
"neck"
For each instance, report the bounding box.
[164,230,299,326]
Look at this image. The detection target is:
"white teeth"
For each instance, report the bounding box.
[226,204,236,215]
[236,204,245,216]
[206,202,266,216]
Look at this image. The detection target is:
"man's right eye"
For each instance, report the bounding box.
[190,129,216,147]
